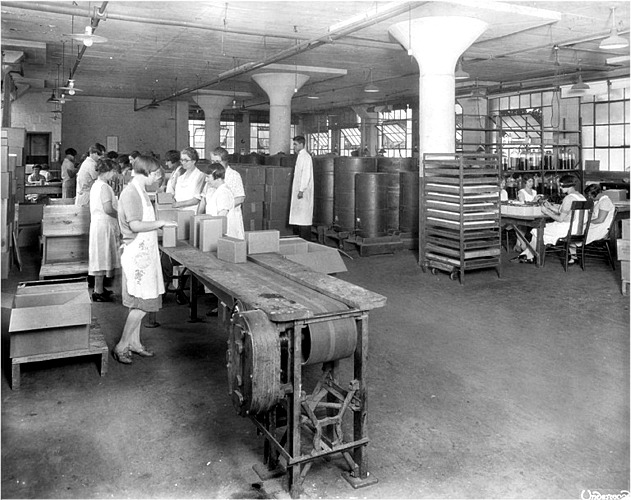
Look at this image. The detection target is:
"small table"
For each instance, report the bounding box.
[501,213,551,267]
[10,319,108,390]
[25,183,63,196]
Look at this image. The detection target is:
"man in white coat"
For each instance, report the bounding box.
[289,135,313,240]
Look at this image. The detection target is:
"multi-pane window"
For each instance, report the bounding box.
[188,119,235,158]
[249,124,297,155]
[340,127,361,156]
[308,132,331,155]
[377,108,412,157]
[581,80,629,171]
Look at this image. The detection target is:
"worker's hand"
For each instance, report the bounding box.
[297,191,304,199]
[172,201,181,209]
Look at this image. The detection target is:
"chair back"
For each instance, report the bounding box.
[565,199,594,244]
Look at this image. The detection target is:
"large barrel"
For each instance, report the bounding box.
[376,157,419,173]
[333,157,378,232]
[399,171,419,234]
[377,157,419,231]
[313,156,335,226]
[354,172,389,238]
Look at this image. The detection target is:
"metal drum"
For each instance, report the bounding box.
[399,171,419,234]
[333,157,378,232]
[376,157,419,173]
[313,156,335,226]
[301,318,357,366]
[355,172,389,238]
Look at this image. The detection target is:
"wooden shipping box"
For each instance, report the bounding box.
[265,166,293,186]
[42,205,90,263]
[1,127,26,149]
[9,278,91,357]
[232,165,266,185]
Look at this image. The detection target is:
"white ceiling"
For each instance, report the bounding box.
[1,1,630,114]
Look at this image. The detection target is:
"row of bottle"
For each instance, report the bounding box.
[502,148,576,170]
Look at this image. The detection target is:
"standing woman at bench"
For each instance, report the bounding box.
[114,155,169,364]
[89,158,121,302]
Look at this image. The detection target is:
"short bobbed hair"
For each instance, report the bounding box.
[133,155,161,176]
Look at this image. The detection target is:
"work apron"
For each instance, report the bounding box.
[120,182,165,299]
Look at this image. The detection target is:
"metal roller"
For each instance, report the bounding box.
[227,310,282,416]
[301,317,357,366]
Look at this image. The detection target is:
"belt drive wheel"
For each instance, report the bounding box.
[227,309,282,417]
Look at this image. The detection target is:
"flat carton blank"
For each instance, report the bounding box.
[284,242,347,274]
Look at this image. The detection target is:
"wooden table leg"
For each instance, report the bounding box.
[537,220,545,267]
[11,361,20,390]
[100,350,108,376]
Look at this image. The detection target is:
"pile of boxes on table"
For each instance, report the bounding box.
[618,220,630,295]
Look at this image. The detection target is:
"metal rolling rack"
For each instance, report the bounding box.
[420,153,502,284]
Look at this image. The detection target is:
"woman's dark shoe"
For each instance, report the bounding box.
[102,288,114,297]
[92,292,113,302]
[142,321,160,328]
[112,348,132,364]
[518,255,534,264]
[509,256,521,262]
[129,345,155,357]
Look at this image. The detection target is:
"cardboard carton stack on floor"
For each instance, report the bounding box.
[618,220,630,295]
[264,166,293,236]
[233,164,265,232]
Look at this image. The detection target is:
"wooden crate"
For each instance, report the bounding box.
[9,278,92,358]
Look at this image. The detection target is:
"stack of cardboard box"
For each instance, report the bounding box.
[233,164,265,232]
[264,166,293,236]
[618,220,630,295]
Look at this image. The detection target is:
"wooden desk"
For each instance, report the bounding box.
[25,182,63,196]
[501,214,551,267]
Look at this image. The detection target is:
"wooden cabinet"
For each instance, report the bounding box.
[420,153,502,284]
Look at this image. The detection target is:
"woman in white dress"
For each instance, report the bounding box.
[198,163,241,238]
[113,156,170,364]
[584,184,616,244]
[518,175,586,264]
[88,159,120,302]
[518,174,542,203]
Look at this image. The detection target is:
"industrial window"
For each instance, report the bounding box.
[581,79,629,172]
[250,124,296,155]
[377,108,412,157]
[340,127,361,156]
[308,132,331,156]
[188,120,235,158]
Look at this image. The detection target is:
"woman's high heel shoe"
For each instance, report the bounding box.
[112,348,132,364]
[129,345,155,357]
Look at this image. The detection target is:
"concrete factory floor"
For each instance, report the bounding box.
[1,243,629,499]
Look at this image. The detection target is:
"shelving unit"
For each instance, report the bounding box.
[420,153,502,284]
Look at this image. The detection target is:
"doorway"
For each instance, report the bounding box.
[25,132,50,165]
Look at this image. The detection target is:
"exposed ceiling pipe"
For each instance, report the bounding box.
[133,1,424,110]
[68,2,108,81]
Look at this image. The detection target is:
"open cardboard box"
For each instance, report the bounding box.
[279,237,347,274]
[9,278,91,357]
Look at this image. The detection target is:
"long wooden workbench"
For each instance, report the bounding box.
[160,241,386,497]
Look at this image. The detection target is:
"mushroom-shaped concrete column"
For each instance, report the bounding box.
[192,91,252,154]
[252,72,309,154]
[389,17,487,160]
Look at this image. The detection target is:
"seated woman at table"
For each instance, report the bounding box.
[27,165,46,185]
[583,183,615,244]
[517,174,586,264]
[518,174,542,203]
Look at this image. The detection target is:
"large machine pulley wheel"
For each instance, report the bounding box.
[226,309,282,417]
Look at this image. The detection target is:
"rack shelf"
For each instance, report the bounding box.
[420,153,502,284]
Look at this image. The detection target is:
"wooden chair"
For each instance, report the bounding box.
[580,218,616,271]
[544,199,594,271]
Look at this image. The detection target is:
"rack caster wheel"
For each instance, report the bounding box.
[449,271,458,281]
[430,268,439,275]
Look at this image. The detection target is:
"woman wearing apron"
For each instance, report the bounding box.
[88,158,120,302]
[114,155,170,364]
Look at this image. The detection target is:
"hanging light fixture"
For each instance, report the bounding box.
[64,25,108,47]
[570,62,590,92]
[58,79,83,96]
[364,68,379,93]
[599,7,629,50]
[454,58,470,80]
